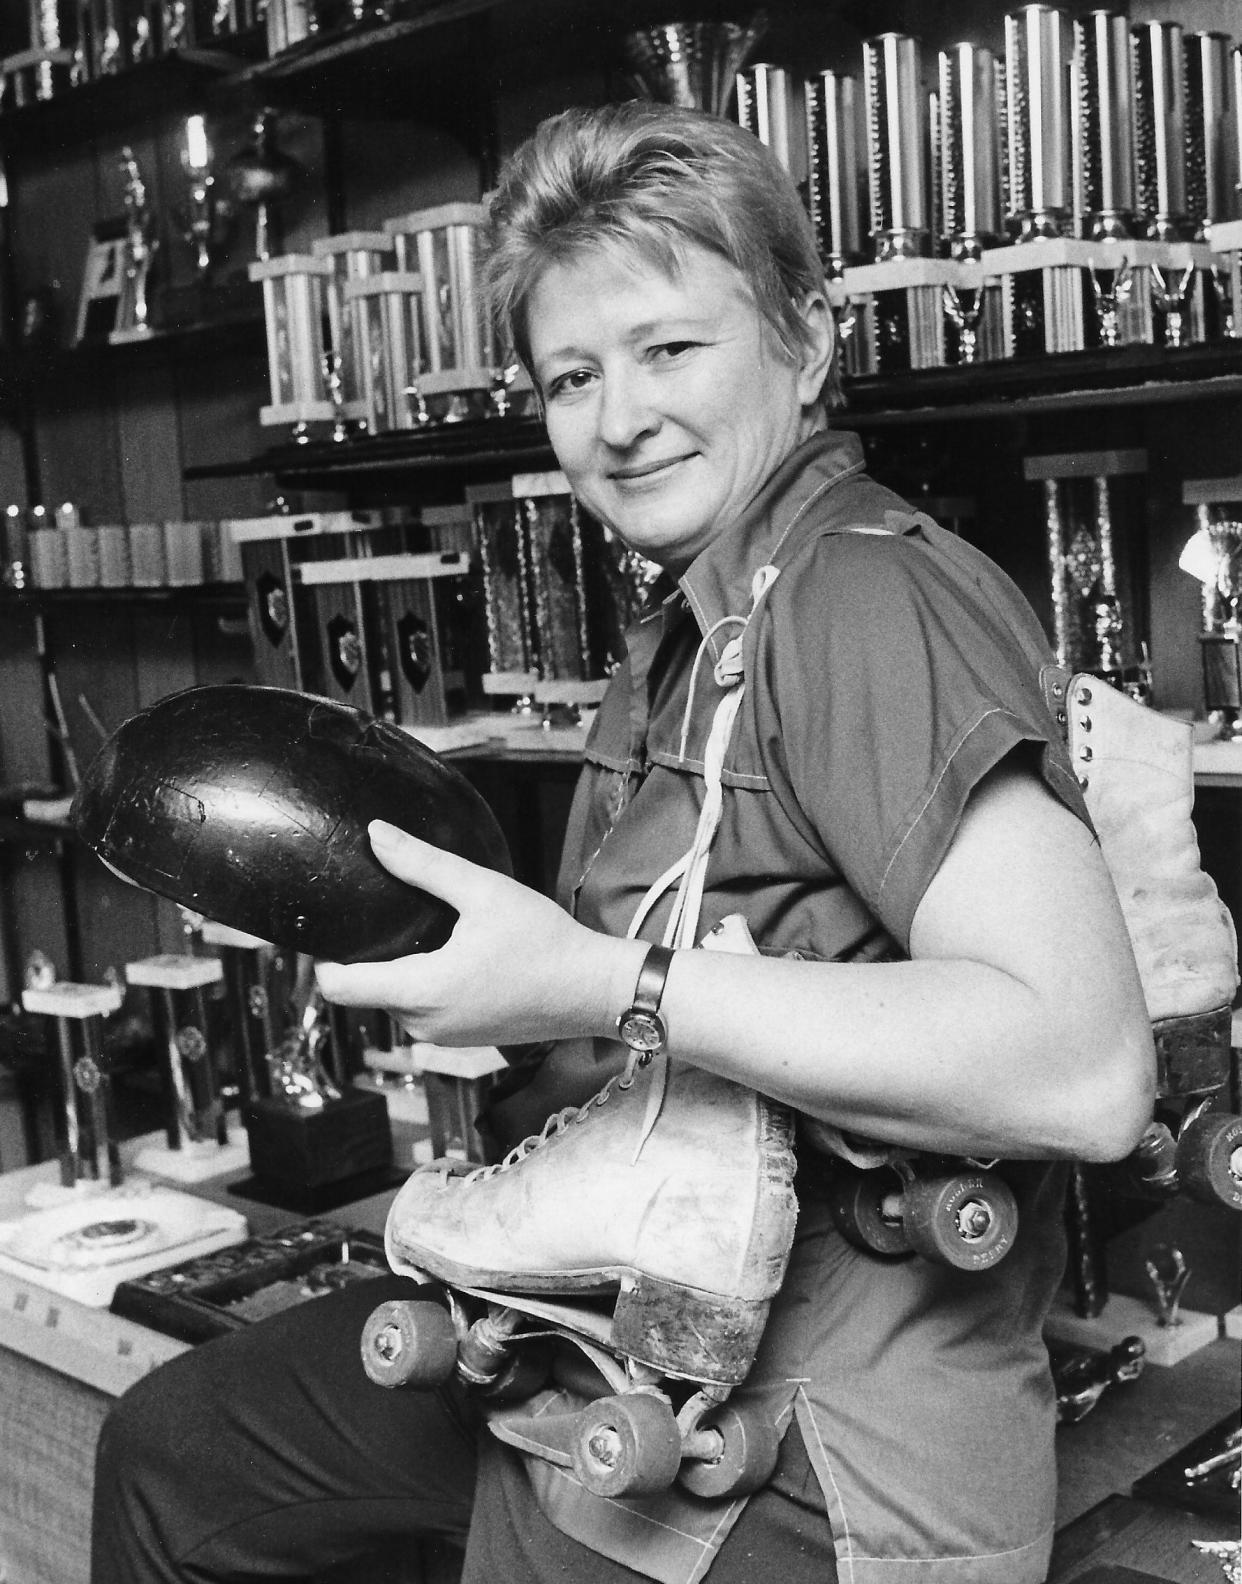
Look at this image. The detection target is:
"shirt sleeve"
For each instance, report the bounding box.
[763,526,1090,952]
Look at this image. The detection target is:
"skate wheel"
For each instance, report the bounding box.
[902,1170,1018,1271]
[571,1393,682,1498]
[360,1299,458,1389]
[677,1404,781,1500]
[826,1168,912,1257]
[1176,1111,1242,1210]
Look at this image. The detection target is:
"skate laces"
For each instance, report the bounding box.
[459,1051,653,1184]
[452,567,778,1187]
[623,566,780,1164]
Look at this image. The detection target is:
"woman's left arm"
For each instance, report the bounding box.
[317,759,1156,1164]
[660,758,1155,1162]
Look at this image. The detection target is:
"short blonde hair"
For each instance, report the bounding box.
[484,101,843,409]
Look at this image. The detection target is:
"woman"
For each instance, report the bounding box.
[92,102,1154,1584]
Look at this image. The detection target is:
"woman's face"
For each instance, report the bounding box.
[525,242,829,574]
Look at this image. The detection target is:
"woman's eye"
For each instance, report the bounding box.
[546,368,594,399]
[651,341,698,361]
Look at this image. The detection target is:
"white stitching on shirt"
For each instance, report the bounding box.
[795,1384,857,1584]
[875,705,1011,906]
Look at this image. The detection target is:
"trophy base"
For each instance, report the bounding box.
[132,1136,253,1183]
[0,1179,248,1307]
[1044,1290,1220,1367]
[238,1087,395,1213]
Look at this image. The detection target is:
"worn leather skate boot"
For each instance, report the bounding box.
[384,1052,798,1388]
[1059,669,1241,1211]
[1062,673,1238,1029]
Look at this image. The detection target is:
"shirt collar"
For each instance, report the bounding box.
[647,428,865,659]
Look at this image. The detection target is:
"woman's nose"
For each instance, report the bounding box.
[596,369,659,449]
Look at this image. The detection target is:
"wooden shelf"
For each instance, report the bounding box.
[184,412,555,486]
[226,2,500,153]
[184,343,1242,487]
[0,583,246,609]
[5,311,264,389]
[0,46,258,156]
[844,340,1242,426]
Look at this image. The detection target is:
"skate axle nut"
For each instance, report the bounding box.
[955,1200,994,1241]
[588,1428,623,1468]
[374,1324,404,1363]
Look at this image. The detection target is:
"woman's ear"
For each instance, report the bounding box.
[793,291,836,408]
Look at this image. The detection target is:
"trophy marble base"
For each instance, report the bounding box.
[1044,1290,1220,1366]
[133,1136,253,1183]
[238,1086,395,1213]
[1224,1304,1242,1341]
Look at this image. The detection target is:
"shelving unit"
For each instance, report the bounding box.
[0,0,1236,1017]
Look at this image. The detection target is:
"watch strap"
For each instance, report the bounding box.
[631,943,674,1017]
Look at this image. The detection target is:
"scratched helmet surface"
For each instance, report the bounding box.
[71,684,512,963]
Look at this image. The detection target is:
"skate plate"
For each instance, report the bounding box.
[362,1284,782,1501]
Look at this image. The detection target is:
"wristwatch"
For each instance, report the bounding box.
[616,944,675,1058]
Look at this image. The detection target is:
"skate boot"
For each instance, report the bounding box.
[363,1052,798,1499]
[1061,670,1241,1211]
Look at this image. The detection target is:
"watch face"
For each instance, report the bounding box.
[619,1009,665,1053]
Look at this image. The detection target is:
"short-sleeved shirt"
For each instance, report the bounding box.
[506,430,1089,1584]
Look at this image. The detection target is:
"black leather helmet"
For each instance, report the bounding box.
[72,684,511,963]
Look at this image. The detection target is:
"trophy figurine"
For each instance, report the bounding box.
[112,146,158,343]
[1143,1243,1190,1329]
[1150,262,1196,349]
[943,283,984,365]
[1089,257,1134,350]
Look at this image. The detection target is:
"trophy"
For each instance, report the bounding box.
[111,146,158,343]
[984,5,1099,357]
[803,69,864,278]
[1133,20,1188,243]
[250,252,336,441]
[226,109,302,264]
[1131,20,1213,342]
[297,546,473,731]
[839,33,983,374]
[384,203,532,423]
[1004,4,1072,242]
[125,952,253,1182]
[342,269,427,434]
[1024,448,1151,697]
[311,228,394,434]
[469,472,630,728]
[1073,10,1136,243]
[1185,32,1239,242]
[1178,504,1242,739]
[936,41,1002,260]
[21,958,125,1190]
[621,15,768,117]
[735,63,805,180]
[863,32,929,261]
[241,958,394,1212]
